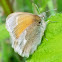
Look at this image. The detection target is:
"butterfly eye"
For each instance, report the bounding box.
[37,21,41,26]
[39,21,41,24]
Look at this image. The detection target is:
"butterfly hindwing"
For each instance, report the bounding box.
[6,12,46,57]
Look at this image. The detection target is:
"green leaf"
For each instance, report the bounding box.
[27,13,62,62]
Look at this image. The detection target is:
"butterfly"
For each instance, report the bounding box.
[6,12,47,57]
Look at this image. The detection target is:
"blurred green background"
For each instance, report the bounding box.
[0,0,62,62]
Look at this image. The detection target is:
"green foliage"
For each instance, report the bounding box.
[15,0,24,11]
[16,0,32,13]
[32,0,49,14]
[0,24,9,41]
[0,24,9,62]
[47,0,56,15]
[57,0,62,12]
[0,0,13,15]
[27,13,62,62]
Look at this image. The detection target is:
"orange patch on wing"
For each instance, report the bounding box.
[14,15,35,38]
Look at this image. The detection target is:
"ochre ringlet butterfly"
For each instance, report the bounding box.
[6,12,47,57]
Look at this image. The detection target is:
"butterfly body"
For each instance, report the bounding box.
[6,12,46,57]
